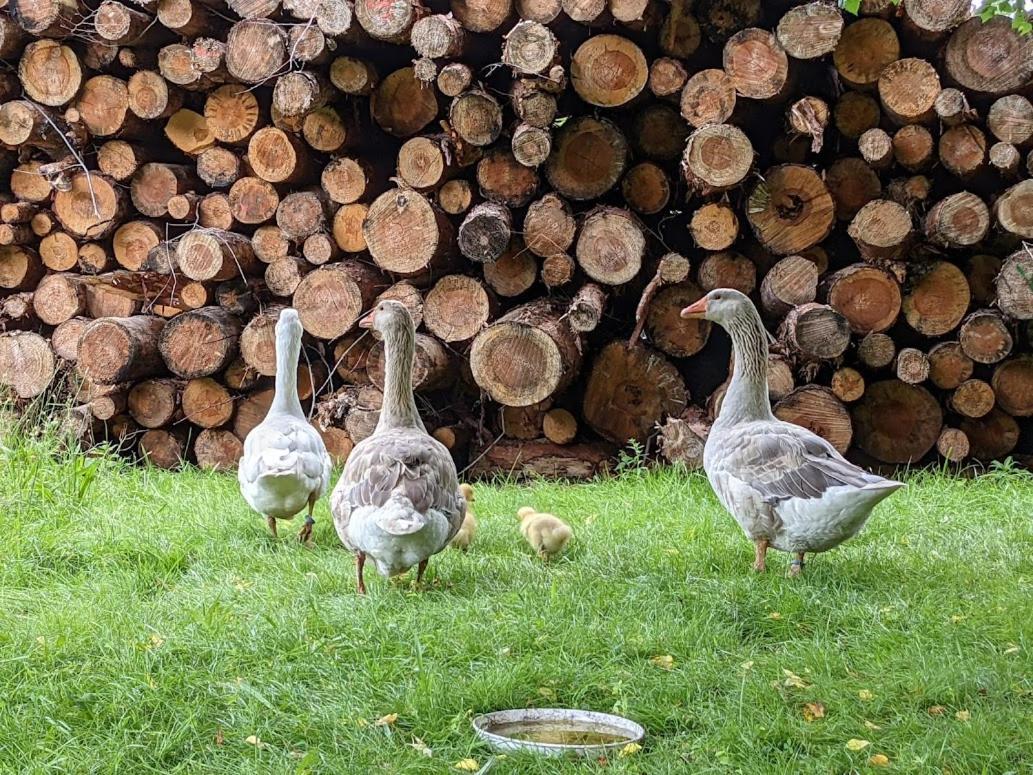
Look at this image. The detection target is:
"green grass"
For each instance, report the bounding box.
[0,430,1031,774]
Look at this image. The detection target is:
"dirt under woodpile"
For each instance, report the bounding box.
[1,0,1032,477]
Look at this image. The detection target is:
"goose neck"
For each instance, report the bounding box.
[720,309,775,426]
[271,322,305,417]
[377,324,423,431]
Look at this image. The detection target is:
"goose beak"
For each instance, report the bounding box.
[680,298,708,319]
[358,311,375,329]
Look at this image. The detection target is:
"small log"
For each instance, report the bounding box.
[894,347,929,384]
[746,165,834,256]
[329,57,378,96]
[621,162,669,216]
[511,123,552,168]
[293,261,383,340]
[182,377,234,428]
[332,203,369,253]
[476,148,539,207]
[571,34,647,108]
[371,67,438,138]
[959,310,1013,364]
[450,89,503,148]
[451,0,512,32]
[831,367,865,403]
[233,388,273,440]
[470,299,582,407]
[524,193,575,258]
[834,92,880,139]
[323,157,375,205]
[194,429,243,471]
[582,340,686,444]
[960,408,1019,461]
[680,68,735,128]
[852,379,941,464]
[788,96,829,153]
[364,188,452,277]
[892,125,934,171]
[545,116,627,201]
[567,283,608,333]
[996,249,1033,320]
[858,128,893,170]
[128,378,181,428]
[858,332,896,370]
[502,20,557,75]
[681,123,753,193]
[0,331,55,398]
[19,40,82,107]
[646,282,711,358]
[376,282,424,328]
[760,255,818,320]
[438,180,474,215]
[878,57,939,125]
[131,163,196,219]
[248,127,309,185]
[779,303,850,362]
[723,28,789,101]
[265,257,309,298]
[658,406,711,470]
[944,17,1033,97]
[397,136,453,191]
[480,240,535,295]
[949,378,995,419]
[437,63,473,98]
[458,202,512,264]
[936,427,969,462]
[989,142,1021,178]
[424,274,494,343]
[542,408,577,445]
[988,95,1033,146]
[776,2,842,60]
[992,356,1033,418]
[158,306,241,379]
[540,254,575,288]
[576,207,645,287]
[847,199,911,261]
[928,341,974,390]
[825,264,901,335]
[824,157,881,222]
[834,18,899,90]
[919,195,985,252]
[774,385,852,454]
[699,251,756,295]
[500,400,550,439]
[139,429,186,470]
[994,180,1033,240]
[649,57,687,101]
[176,229,257,282]
[52,172,124,240]
[938,124,986,179]
[225,19,286,84]
[332,333,374,385]
[902,261,970,337]
[78,316,165,384]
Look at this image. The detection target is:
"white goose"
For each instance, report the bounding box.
[238,308,331,542]
[681,289,903,576]
[330,300,464,593]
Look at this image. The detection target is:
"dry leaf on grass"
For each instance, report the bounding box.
[864,720,882,731]
[802,702,826,722]
[845,738,870,752]
[618,742,642,758]
[782,669,809,689]
[537,686,557,700]
[928,705,946,716]
[869,753,890,766]
[410,737,432,757]
[1004,644,1020,655]
[767,612,782,620]
[650,654,675,670]
[245,735,266,749]
[454,758,479,771]
[955,709,971,722]
[375,713,399,727]
[214,728,224,746]
[858,689,874,701]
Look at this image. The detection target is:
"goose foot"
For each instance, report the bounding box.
[752,539,768,573]
[266,515,278,538]
[356,552,367,595]
[788,553,805,578]
[298,515,314,545]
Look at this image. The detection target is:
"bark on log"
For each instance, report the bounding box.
[78,315,165,384]
[158,306,241,378]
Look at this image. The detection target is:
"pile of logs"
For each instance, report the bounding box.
[1,0,1032,478]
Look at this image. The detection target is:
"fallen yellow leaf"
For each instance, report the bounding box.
[375,713,398,727]
[740,660,754,672]
[454,758,479,771]
[864,720,882,731]
[245,735,266,749]
[783,669,809,689]
[1004,644,1020,655]
[618,742,642,758]
[955,710,971,722]
[869,753,890,767]
[214,728,224,746]
[410,737,432,757]
[950,615,965,624]
[846,738,870,752]
[537,686,556,699]
[651,654,675,670]
[802,702,826,722]
[927,705,946,716]
[858,689,874,701]
[767,612,782,620]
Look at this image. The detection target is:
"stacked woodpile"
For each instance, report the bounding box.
[1,0,1032,477]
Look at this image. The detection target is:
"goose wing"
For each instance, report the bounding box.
[331,430,465,541]
[718,421,893,505]
[239,418,331,496]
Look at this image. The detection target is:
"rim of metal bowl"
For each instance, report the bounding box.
[471,708,645,757]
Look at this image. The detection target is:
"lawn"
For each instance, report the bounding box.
[0,430,1031,774]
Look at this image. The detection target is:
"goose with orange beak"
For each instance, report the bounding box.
[679,289,903,577]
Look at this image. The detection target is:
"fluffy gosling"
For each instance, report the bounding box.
[450,483,478,551]
[517,506,572,560]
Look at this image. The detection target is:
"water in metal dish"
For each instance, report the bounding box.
[489,722,630,746]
